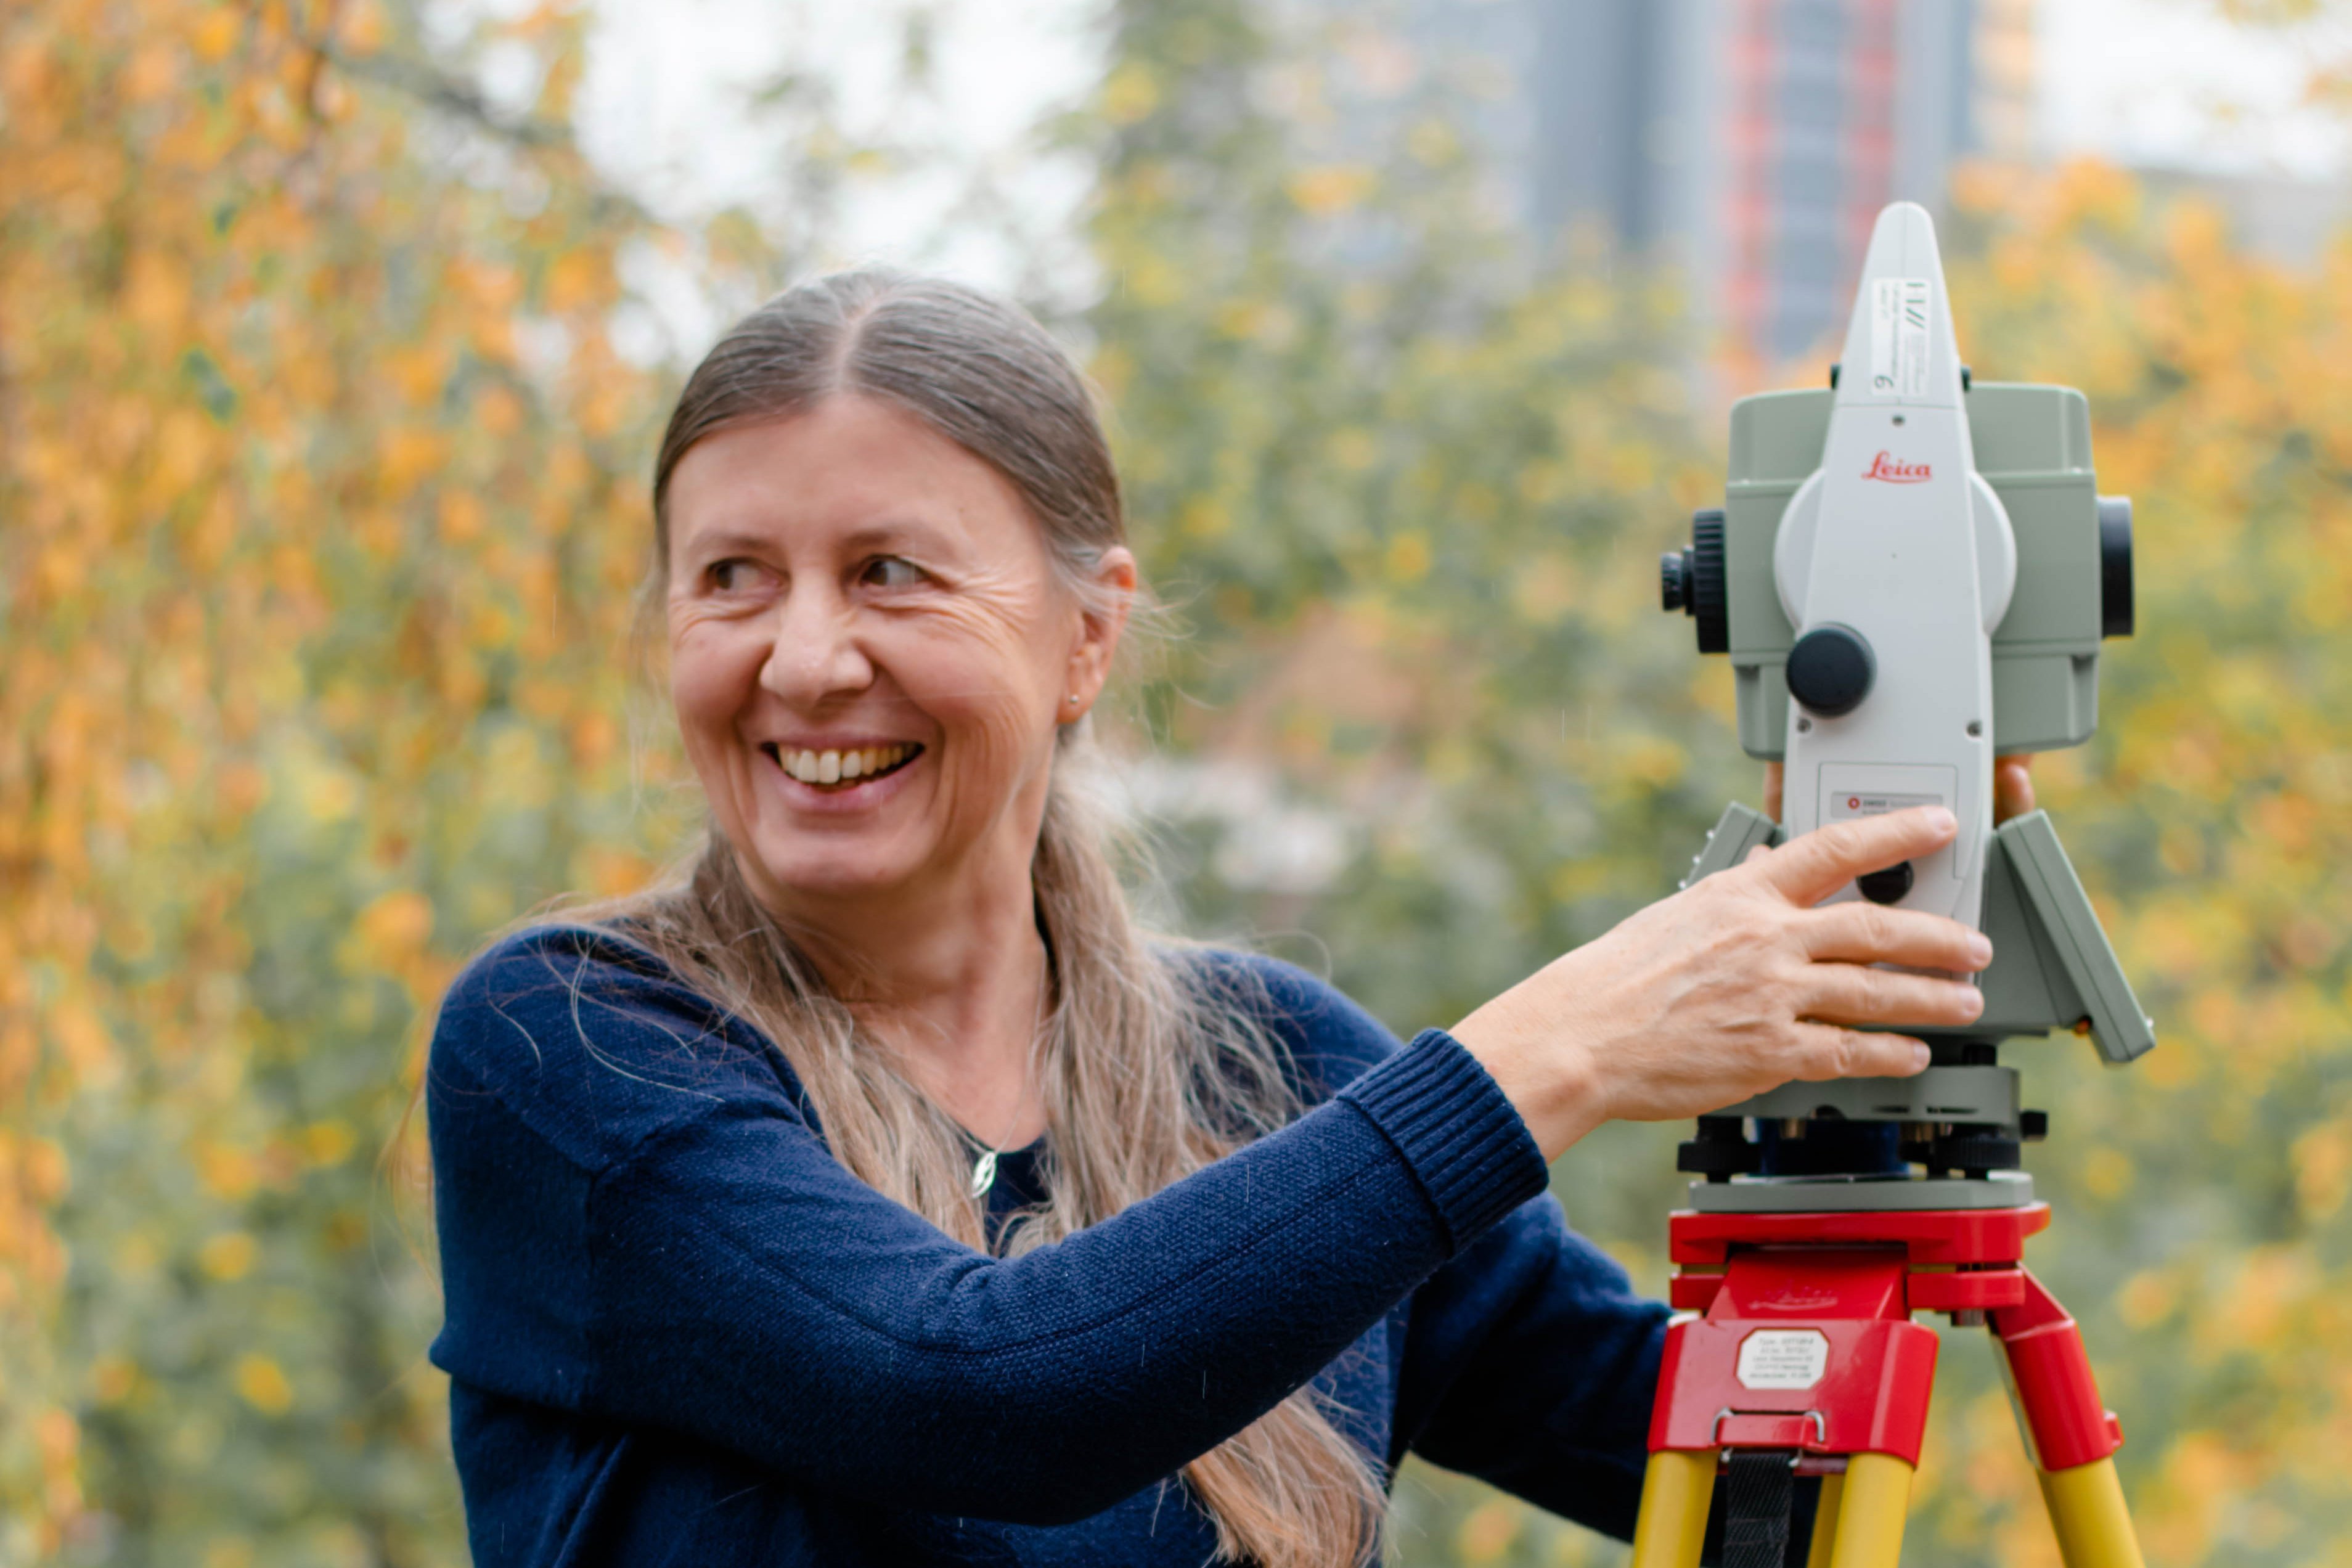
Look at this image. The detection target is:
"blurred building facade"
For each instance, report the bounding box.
[1393,0,2038,364]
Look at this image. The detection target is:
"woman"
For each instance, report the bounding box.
[426,272,1995,1567]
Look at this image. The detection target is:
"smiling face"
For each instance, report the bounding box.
[664,394,1131,928]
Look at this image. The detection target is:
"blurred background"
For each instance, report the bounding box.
[5,0,2351,1563]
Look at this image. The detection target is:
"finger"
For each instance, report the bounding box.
[1786,1024,1932,1082]
[1800,963,1986,1029]
[1747,806,1959,907]
[1994,754,2036,824]
[1798,903,1993,972]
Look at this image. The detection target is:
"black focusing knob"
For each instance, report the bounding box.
[1786,624,1875,716]
[1660,509,1728,655]
[1856,860,1914,905]
[2097,495,2134,639]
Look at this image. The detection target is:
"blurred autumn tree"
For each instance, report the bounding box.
[0,1,692,1560]
[6,1,2351,1566]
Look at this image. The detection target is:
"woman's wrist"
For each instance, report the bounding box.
[1444,999,1609,1163]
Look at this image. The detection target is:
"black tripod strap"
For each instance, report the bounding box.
[1722,1449,1795,1568]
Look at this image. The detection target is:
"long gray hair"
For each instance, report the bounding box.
[606,271,1385,1567]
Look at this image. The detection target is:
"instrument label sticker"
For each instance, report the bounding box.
[1870,277,1932,398]
[1827,789,1946,822]
[1737,1329,1831,1391]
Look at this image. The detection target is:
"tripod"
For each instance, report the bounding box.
[1627,1199,2142,1568]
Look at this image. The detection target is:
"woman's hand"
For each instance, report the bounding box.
[1448,806,1990,1161]
[1765,755,2038,825]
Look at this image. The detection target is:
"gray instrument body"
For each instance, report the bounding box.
[1665,203,2153,1212]
[1721,381,2112,766]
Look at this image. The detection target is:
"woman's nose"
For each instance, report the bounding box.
[757,586,873,707]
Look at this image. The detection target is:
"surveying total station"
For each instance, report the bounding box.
[1641,202,2152,1568]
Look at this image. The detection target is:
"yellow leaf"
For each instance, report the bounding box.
[568,709,618,767]
[90,1356,137,1406]
[49,1007,113,1081]
[1327,428,1378,473]
[2117,1270,2173,1329]
[438,491,486,545]
[2079,1145,2133,1199]
[340,0,389,54]
[301,1121,357,1168]
[354,891,433,969]
[1178,497,1230,541]
[293,756,361,823]
[1384,532,1430,584]
[194,1143,260,1202]
[581,847,655,899]
[1100,62,1159,126]
[197,1232,257,1281]
[378,428,448,499]
[1286,164,1375,218]
[1455,1498,1521,1564]
[125,251,192,332]
[2293,1120,2352,1220]
[232,1355,293,1416]
[545,250,608,315]
[192,10,242,62]
[1622,738,1688,788]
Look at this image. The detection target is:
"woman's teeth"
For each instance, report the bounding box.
[777,743,917,787]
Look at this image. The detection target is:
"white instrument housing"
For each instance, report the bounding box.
[1774,203,2018,930]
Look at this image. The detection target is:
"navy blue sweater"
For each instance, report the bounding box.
[427,926,1670,1566]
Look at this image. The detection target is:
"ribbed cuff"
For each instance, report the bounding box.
[1337,1029,1548,1253]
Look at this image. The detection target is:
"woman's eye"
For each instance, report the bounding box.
[708,559,771,594]
[860,556,926,589]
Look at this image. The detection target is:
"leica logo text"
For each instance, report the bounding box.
[1862,452,1932,484]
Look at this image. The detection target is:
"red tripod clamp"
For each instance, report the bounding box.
[1649,1202,2123,1472]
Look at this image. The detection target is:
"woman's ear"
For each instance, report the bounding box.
[1062,547,1137,722]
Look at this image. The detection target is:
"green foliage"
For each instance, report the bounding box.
[1,2,684,1560]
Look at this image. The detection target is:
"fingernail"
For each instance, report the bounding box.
[1969,934,1993,966]
[1929,807,1957,832]
[1911,1043,1932,1071]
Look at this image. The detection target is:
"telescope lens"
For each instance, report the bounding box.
[2097,496,2134,639]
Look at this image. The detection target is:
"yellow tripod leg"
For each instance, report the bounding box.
[2037,1458,2145,1568]
[1825,1452,1913,1568]
[1803,1472,1845,1568]
[1630,1450,1714,1568]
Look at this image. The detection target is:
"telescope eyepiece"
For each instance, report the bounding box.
[1659,551,1690,612]
[1662,509,1728,654]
